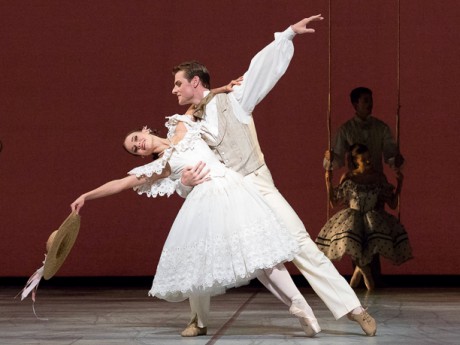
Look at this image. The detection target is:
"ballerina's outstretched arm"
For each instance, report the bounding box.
[70,164,171,214]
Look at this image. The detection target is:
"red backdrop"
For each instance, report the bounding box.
[1,0,459,277]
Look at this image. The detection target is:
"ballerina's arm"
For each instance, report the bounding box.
[70,164,171,214]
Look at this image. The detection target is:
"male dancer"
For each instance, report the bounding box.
[323,86,405,287]
[172,15,377,337]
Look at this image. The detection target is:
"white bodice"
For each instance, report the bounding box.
[127,115,226,197]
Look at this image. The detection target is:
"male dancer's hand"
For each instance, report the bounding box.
[291,14,324,34]
[181,161,210,187]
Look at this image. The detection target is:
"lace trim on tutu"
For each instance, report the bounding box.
[149,216,298,301]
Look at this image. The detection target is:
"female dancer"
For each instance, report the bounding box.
[71,110,321,336]
[316,144,412,290]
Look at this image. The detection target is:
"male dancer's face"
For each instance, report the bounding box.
[354,93,373,120]
[172,71,196,105]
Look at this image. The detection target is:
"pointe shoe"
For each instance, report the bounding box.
[289,298,321,337]
[297,316,322,337]
[180,317,207,337]
[347,309,377,336]
[350,266,362,288]
[359,265,375,291]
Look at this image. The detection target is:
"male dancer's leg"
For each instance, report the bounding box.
[181,294,209,336]
[188,294,210,327]
[245,165,361,319]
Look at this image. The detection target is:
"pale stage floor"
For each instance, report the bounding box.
[1,280,459,345]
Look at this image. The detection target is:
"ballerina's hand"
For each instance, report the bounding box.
[220,76,244,93]
[71,196,85,214]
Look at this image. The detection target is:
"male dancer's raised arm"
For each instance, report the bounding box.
[230,15,323,116]
[179,15,323,188]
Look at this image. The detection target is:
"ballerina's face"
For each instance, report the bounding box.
[123,129,154,156]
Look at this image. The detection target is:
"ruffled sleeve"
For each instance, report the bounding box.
[127,159,178,198]
[334,179,351,202]
[133,177,178,198]
[166,114,202,152]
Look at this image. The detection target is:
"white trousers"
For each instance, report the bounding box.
[189,294,210,328]
[244,164,361,319]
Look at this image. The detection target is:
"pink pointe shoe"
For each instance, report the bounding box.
[289,298,321,337]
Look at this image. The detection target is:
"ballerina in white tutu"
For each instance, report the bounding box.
[70,110,321,337]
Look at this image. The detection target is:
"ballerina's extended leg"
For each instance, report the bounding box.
[259,263,321,337]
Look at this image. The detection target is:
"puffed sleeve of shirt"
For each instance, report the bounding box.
[324,126,347,170]
[230,26,296,118]
[382,124,399,165]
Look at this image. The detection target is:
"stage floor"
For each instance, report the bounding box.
[1,285,459,344]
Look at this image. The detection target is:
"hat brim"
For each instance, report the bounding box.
[43,212,81,280]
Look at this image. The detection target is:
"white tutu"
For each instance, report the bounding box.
[149,169,298,302]
[128,115,298,302]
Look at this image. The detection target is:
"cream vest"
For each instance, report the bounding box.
[204,94,265,176]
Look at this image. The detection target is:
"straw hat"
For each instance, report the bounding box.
[43,212,81,280]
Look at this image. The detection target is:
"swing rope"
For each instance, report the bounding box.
[396,0,401,220]
[326,0,332,220]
